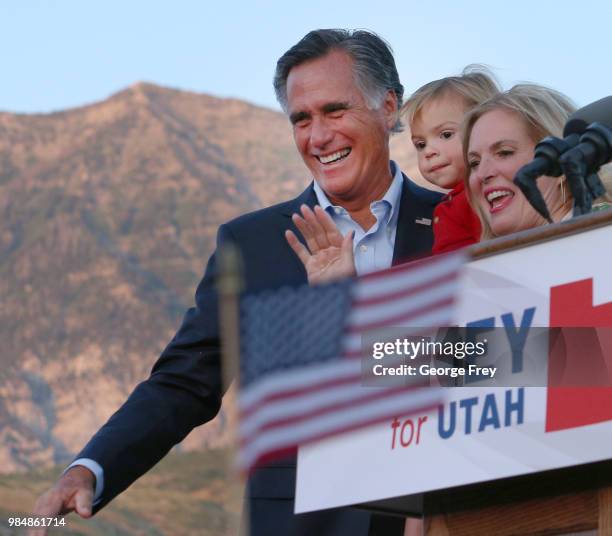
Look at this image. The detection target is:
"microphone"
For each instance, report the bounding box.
[563,95,612,136]
[559,126,611,215]
[513,134,579,222]
[514,96,612,221]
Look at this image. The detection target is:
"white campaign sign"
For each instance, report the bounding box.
[295,223,612,513]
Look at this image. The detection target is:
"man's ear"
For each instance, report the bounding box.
[381,89,399,130]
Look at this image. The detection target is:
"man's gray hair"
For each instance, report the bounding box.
[274,29,404,132]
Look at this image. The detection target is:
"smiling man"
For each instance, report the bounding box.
[31,29,441,536]
[276,30,442,279]
[283,48,398,230]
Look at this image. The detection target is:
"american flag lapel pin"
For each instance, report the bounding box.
[415,217,432,226]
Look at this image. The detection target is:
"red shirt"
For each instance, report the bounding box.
[432,182,481,255]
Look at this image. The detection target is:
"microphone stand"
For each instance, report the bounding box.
[514,124,612,220]
[559,122,612,216]
[513,134,580,222]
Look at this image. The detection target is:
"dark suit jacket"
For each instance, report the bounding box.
[78,176,442,535]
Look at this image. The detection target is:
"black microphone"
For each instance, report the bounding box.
[514,96,612,221]
[513,134,579,222]
[560,123,612,216]
[563,95,612,137]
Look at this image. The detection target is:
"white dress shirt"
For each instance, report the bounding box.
[312,160,403,276]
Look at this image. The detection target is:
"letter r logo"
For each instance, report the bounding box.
[546,278,612,432]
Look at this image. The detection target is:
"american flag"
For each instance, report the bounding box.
[238,252,465,471]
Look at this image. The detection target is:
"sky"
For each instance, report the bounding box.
[1,0,610,114]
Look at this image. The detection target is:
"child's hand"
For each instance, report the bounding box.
[285,205,356,285]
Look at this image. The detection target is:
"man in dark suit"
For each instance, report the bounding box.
[31,29,441,536]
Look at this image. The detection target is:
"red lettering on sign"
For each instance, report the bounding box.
[390,415,428,449]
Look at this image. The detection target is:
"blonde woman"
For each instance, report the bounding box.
[463,84,612,239]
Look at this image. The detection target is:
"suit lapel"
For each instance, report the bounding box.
[392,175,436,265]
[282,178,436,268]
[275,184,319,280]
[280,183,318,217]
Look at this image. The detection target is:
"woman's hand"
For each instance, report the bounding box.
[285,205,356,285]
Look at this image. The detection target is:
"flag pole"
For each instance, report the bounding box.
[217,242,247,535]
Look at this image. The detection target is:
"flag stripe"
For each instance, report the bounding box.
[349,276,459,323]
[240,359,358,410]
[347,295,455,334]
[341,309,456,357]
[353,270,457,307]
[239,387,443,469]
[240,370,362,422]
[353,253,462,297]
[241,370,422,437]
[240,381,427,440]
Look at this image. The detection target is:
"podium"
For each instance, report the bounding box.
[363,460,612,535]
[295,210,612,535]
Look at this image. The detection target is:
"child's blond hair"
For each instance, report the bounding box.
[401,65,501,126]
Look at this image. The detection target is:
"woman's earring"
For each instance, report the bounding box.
[560,178,567,205]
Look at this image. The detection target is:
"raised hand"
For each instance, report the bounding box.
[285,204,356,285]
[28,466,95,536]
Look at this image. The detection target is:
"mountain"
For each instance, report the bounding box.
[0,82,424,472]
